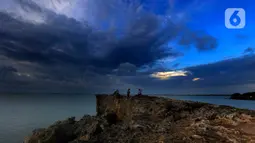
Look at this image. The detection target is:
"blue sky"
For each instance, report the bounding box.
[123,0,255,69]
[153,0,255,68]
[0,0,255,94]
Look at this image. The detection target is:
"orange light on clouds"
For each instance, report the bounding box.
[150,70,188,80]
[192,78,203,81]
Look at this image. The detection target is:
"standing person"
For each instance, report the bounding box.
[138,89,142,96]
[127,88,131,98]
[113,89,119,96]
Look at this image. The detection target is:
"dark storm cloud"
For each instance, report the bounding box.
[0,0,218,93]
[0,0,218,69]
[113,63,137,76]
[194,34,218,51]
[0,66,17,81]
[0,12,178,70]
[184,56,255,87]
[243,47,255,55]
[115,55,255,94]
[178,30,218,51]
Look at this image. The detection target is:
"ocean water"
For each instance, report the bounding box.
[0,94,254,143]
[167,95,255,110]
[0,94,96,143]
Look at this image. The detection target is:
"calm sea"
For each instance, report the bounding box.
[0,94,254,143]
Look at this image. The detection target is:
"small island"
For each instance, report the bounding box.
[230,92,255,100]
[24,95,255,143]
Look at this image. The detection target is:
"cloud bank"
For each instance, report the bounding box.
[0,0,220,94]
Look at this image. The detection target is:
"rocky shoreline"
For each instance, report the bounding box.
[24,95,255,143]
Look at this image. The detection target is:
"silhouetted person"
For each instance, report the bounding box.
[113,89,119,96]
[127,88,130,97]
[138,89,142,96]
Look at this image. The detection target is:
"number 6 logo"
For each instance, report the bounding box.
[225,8,245,29]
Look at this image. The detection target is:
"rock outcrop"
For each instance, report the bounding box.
[24,95,255,143]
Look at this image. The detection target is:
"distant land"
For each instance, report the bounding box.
[154,94,230,96]
[230,92,255,100]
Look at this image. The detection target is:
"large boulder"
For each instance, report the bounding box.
[24,117,77,143]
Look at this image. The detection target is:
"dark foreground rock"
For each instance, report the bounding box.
[24,95,255,143]
[231,92,255,100]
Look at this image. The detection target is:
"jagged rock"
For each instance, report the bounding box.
[24,95,255,143]
[24,117,77,143]
[103,112,119,125]
[73,116,104,140]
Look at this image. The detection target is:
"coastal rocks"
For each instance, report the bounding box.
[24,117,77,143]
[24,95,255,143]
